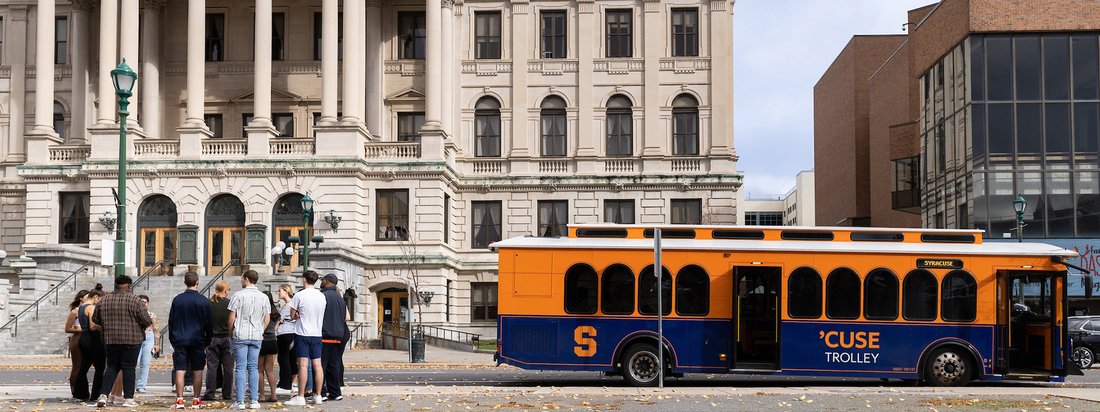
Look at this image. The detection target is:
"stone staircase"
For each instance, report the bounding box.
[0,274,198,355]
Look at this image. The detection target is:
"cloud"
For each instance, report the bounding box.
[734,0,935,196]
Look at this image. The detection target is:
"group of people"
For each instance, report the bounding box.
[66,269,351,409]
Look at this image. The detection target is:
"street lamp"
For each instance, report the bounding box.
[301,194,314,269]
[111,59,137,278]
[1013,195,1027,243]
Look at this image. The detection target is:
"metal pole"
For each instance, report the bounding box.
[654,228,663,388]
[1016,209,1024,243]
[115,88,131,278]
[302,210,311,269]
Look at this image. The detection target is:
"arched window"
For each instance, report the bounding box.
[903,269,938,321]
[540,95,567,157]
[826,268,860,319]
[672,94,698,156]
[675,265,709,316]
[941,270,977,322]
[564,264,598,314]
[54,101,66,139]
[601,264,635,315]
[606,95,633,157]
[787,267,822,318]
[475,96,501,157]
[863,268,899,320]
[638,265,672,316]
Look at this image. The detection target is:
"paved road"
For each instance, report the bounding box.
[8,366,1100,387]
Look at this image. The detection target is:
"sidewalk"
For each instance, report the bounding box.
[0,346,497,370]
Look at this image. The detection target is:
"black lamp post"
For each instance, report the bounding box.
[1013,195,1027,243]
[111,60,137,278]
[301,194,314,269]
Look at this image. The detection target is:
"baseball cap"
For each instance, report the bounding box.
[322,273,339,284]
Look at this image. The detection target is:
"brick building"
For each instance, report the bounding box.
[815,0,1100,310]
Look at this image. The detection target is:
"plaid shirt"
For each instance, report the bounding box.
[92,290,153,345]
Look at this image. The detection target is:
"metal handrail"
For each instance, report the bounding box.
[347,321,368,349]
[133,260,169,290]
[381,321,480,345]
[158,261,237,347]
[0,262,92,338]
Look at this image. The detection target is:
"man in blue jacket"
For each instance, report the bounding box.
[168,272,213,409]
[319,274,349,401]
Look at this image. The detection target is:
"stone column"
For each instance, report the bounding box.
[440,0,454,134]
[708,0,734,161]
[641,0,662,159]
[5,6,28,166]
[25,0,63,165]
[120,0,140,127]
[365,0,383,137]
[508,0,530,164]
[96,0,118,124]
[69,0,94,143]
[177,0,212,160]
[245,0,276,159]
[141,0,164,138]
[423,0,442,130]
[575,0,596,161]
[318,0,338,124]
[32,0,56,135]
[341,0,363,124]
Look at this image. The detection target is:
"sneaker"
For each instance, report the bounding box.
[172,398,186,409]
[120,399,139,408]
[108,394,122,406]
[327,395,342,401]
[136,388,147,394]
[234,402,247,410]
[285,396,307,406]
[312,395,324,405]
[249,401,261,410]
[190,398,206,409]
[94,395,108,408]
[275,388,293,395]
[184,385,193,393]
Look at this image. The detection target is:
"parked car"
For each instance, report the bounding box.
[1068,316,1100,369]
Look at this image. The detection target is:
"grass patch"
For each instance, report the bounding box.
[476,339,497,351]
[923,398,1055,409]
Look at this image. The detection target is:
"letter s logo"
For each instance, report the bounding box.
[574,326,597,357]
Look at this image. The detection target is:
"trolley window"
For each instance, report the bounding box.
[863,268,899,320]
[788,267,822,318]
[638,265,672,316]
[941,270,977,322]
[903,269,938,321]
[826,268,861,319]
[675,265,709,316]
[564,264,598,314]
[601,264,635,315]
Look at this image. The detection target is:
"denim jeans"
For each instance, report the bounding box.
[233,340,261,402]
[136,331,155,391]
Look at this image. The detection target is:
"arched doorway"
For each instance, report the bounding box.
[206,194,245,275]
[138,195,177,276]
[272,193,314,274]
[376,287,410,335]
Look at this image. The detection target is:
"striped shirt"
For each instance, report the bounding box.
[227,286,271,341]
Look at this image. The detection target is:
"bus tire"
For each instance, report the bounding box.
[622,343,665,387]
[923,347,973,387]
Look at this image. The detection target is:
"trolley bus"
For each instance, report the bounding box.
[491,224,1084,386]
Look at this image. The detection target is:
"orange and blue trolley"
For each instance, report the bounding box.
[491,224,1081,386]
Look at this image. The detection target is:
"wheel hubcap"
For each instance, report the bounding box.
[1075,348,1093,368]
[628,351,659,383]
[932,352,966,384]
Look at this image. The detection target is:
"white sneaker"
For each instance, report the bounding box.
[184,385,193,393]
[120,399,139,408]
[108,394,123,406]
[275,388,293,395]
[94,395,108,408]
[235,402,247,410]
[285,396,306,406]
[248,401,261,410]
[312,395,323,405]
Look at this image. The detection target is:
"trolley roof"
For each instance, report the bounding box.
[489,224,1077,258]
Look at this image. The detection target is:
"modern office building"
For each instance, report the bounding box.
[735,170,813,227]
[815,0,1100,310]
[0,0,739,339]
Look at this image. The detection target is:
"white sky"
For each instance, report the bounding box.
[733,0,936,198]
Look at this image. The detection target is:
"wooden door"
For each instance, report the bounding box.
[207,228,244,276]
[377,291,409,334]
[140,228,177,275]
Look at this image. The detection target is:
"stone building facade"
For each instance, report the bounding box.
[0,0,739,338]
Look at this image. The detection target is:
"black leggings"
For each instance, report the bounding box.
[76,333,105,401]
[276,334,298,390]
